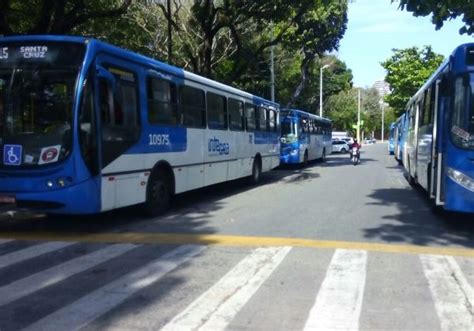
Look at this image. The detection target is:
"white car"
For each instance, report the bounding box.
[332,140,350,153]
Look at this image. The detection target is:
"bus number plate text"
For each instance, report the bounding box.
[148,134,170,146]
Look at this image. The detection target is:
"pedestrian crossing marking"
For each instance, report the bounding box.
[0,243,137,307]
[0,241,75,269]
[23,245,205,331]
[420,254,474,331]
[161,246,291,331]
[304,249,367,330]
[1,231,473,257]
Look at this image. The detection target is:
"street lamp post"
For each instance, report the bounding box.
[319,64,330,117]
[379,99,385,142]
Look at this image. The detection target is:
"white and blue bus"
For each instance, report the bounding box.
[393,112,408,165]
[404,43,474,213]
[0,35,280,215]
[279,109,332,165]
[388,122,396,155]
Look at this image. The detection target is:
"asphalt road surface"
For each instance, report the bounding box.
[0,143,472,331]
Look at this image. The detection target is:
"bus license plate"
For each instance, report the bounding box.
[0,195,16,204]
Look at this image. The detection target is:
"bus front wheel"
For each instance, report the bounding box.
[143,168,172,216]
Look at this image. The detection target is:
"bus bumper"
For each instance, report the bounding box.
[0,179,100,215]
[444,177,474,213]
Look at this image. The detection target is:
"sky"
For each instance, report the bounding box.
[337,0,473,88]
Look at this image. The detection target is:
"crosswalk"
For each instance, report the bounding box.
[0,239,472,331]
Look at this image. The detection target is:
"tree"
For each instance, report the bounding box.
[381,46,444,116]
[283,0,348,108]
[397,0,474,35]
[0,0,132,35]
[324,88,358,131]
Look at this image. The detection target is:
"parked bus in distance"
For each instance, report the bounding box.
[0,35,280,215]
[404,43,474,213]
[388,122,396,155]
[393,112,408,164]
[279,109,332,165]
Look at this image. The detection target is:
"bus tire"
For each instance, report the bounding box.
[249,157,261,185]
[143,168,172,216]
[302,150,308,167]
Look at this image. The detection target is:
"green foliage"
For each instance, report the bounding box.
[0,0,132,35]
[381,46,444,116]
[1,0,352,111]
[324,88,358,131]
[397,0,474,35]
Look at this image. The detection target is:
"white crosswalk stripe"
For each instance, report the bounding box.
[0,242,472,331]
[420,254,474,331]
[0,243,137,306]
[24,245,206,331]
[0,241,75,269]
[161,246,291,331]
[0,239,13,245]
[304,249,367,331]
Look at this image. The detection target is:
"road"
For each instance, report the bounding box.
[0,143,472,331]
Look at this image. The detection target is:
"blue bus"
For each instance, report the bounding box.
[404,43,474,213]
[0,35,280,215]
[279,109,332,165]
[393,112,408,164]
[388,122,396,155]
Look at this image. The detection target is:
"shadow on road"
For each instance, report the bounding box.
[363,183,474,249]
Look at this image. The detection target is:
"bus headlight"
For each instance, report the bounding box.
[290,149,299,156]
[447,167,474,192]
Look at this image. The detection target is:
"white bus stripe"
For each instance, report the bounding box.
[161,246,291,331]
[0,241,75,269]
[0,243,136,307]
[420,254,473,331]
[304,249,367,331]
[24,245,205,331]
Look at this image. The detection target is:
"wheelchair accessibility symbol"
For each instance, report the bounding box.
[3,144,22,166]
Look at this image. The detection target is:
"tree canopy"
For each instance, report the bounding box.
[0,0,352,114]
[397,0,474,35]
[381,46,444,116]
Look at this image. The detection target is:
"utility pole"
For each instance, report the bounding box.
[167,0,172,64]
[270,46,275,102]
[357,88,361,142]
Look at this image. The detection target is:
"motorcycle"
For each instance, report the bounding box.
[351,147,360,165]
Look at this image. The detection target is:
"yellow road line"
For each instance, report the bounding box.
[0,232,473,257]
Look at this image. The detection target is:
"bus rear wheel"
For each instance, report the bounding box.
[143,168,172,216]
[249,158,261,185]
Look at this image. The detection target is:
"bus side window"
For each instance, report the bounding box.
[245,103,256,131]
[98,78,112,125]
[268,110,276,132]
[258,107,267,131]
[79,77,99,176]
[147,77,178,125]
[207,92,227,130]
[181,86,206,128]
[229,98,244,131]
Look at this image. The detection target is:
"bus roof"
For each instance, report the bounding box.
[280,108,331,123]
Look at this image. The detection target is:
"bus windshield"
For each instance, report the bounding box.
[450,74,474,150]
[0,42,85,168]
[281,120,297,143]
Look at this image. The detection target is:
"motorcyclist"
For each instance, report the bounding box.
[350,139,361,162]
